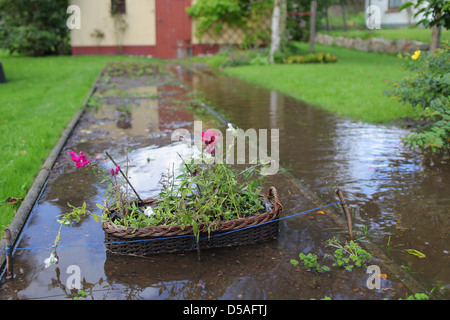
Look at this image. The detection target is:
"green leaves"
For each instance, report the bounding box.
[398,2,414,11]
[326,237,372,271]
[0,0,70,56]
[399,0,450,29]
[145,149,266,240]
[59,202,97,227]
[291,253,330,273]
[186,0,272,46]
[387,44,450,153]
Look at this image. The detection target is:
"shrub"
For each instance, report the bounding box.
[220,48,270,67]
[386,44,450,153]
[284,52,338,64]
[0,0,70,56]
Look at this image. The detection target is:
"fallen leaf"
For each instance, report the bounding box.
[405,249,426,258]
[379,274,388,279]
[316,210,325,215]
[5,197,24,204]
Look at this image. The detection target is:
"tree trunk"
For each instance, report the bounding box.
[280,0,287,45]
[429,13,442,52]
[309,1,317,53]
[270,0,281,64]
[341,0,347,34]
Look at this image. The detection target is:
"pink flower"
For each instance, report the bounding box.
[69,150,80,163]
[190,167,198,177]
[202,129,220,146]
[110,165,120,176]
[205,144,216,156]
[69,150,90,168]
[202,130,220,157]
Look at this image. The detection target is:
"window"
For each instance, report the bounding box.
[388,0,403,10]
[111,0,126,15]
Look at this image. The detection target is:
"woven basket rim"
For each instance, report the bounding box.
[101,186,283,239]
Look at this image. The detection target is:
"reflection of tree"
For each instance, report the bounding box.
[47,267,107,300]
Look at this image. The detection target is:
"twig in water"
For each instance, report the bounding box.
[105,151,144,204]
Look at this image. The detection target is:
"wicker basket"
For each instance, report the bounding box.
[102,187,283,256]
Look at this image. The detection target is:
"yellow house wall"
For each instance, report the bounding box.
[70,0,156,47]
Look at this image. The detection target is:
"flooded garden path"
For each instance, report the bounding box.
[0,61,448,300]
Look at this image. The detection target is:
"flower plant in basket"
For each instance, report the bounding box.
[45,124,282,264]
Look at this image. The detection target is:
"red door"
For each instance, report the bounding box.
[155,0,192,59]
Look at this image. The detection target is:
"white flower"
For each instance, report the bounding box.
[190,146,203,160]
[227,123,237,136]
[44,251,58,268]
[144,206,155,217]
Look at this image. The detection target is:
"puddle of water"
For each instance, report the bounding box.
[0,62,444,300]
[174,65,450,297]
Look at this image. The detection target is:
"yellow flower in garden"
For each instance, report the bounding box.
[411,50,421,60]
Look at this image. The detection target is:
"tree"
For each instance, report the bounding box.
[0,0,70,56]
[340,0,347,34]
[309,0,317,53]
[270,0,282,63]
[400,0,450,51]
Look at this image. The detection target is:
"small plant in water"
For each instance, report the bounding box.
[290,253,330,273]
[325,237,372,271]
[401,293,429,300]
[290,237,372,275]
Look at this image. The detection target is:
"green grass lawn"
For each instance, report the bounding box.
[221,43,419,124]
[320,27,450,43]
[0,51,144,234]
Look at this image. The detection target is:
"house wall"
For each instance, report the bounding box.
[365,0,427,28]
[70,0,156,55]
[69,0,265,57]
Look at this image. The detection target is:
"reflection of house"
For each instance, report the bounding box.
[70,0,252,58]
[365,0,426,28]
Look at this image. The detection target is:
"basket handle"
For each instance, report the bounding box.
[268,186,279,203]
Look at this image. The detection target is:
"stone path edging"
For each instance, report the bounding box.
[315,33,430,54]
